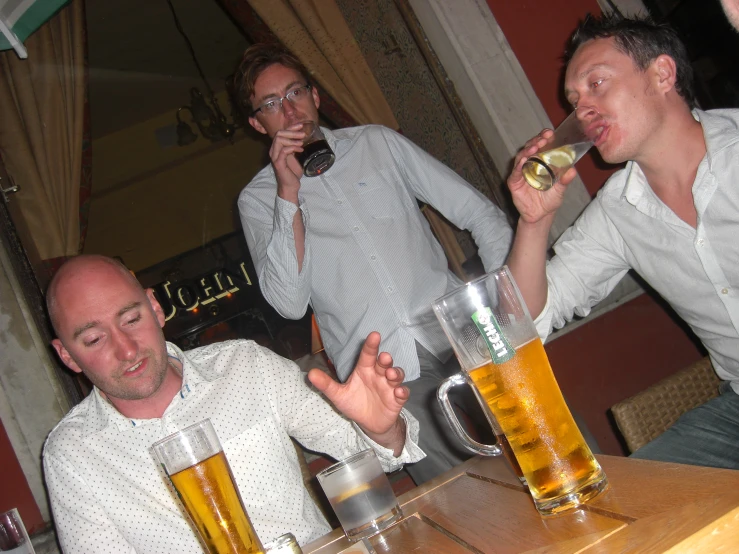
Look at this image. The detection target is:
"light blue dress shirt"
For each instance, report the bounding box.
[239,125,512,380]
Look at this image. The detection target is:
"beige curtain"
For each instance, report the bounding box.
[0,0,86,260]
[247,0,399,129]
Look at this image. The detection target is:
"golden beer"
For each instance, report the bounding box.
[170,451,264,554]
[467,338,606,510]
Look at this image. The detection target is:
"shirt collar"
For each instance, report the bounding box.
[693,109,739,173]
[321,126,351,157]
[620,161,648,206]
[621,109,732,206]
[81,341,220,436]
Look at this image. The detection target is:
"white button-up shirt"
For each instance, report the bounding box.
[43,340,423,553]
[239,125,512,381]
[536,109,739,393]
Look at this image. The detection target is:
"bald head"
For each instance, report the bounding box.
[722,0,739,31]
[46,255,141,336]
[47,255,178,417]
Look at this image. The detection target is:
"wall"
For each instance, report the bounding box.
[0,424,43,531]
[83,91,268,272]
[0,232,70,531]
[485,0,705,454]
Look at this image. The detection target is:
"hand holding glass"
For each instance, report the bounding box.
[316,449,402,541]
[296,121,335,177]
[152,419,264,554]
[433,267,608,516]
[522,107,600,191]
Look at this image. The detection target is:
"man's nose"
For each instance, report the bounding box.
[111,328,137,361]
[575,104,599,121]
[281,98,298,116]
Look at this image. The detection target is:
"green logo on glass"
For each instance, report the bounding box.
[472,307,515,364]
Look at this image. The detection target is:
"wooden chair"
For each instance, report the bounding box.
[611,357,722,453]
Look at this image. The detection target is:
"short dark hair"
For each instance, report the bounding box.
[564,13,696,109]
[234,43,312,111]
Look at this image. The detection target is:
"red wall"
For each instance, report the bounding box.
[0,421,44,532]
[486,0,705,454]
[545,296,703,455]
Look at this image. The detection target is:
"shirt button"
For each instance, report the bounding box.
[353,226,359,231]
[387,286,393,292]
[370,255,377,260]
[722,288,729,295]
[337,200,343,204]
[697,238,704,246]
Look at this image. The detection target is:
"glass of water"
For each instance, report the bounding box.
[0,509,35,554]
[316,449,402,541]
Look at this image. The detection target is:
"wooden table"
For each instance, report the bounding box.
[303,455,739,553]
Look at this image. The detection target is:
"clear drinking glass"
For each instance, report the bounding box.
[522,107,600,191]
[152,419,264,554]
[316,449,402,541]
[0,509,35,554]
[433,266,609,516]
[261,532,303,553]
[296,121,335,177]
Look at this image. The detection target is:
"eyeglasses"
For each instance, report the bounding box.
[251,84,313,116]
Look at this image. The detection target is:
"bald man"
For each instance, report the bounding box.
[43,255,424,553]
[721,0,739,31]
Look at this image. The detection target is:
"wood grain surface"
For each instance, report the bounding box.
[303,455,739,554]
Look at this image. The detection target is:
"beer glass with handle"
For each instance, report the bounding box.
[153,419,265,554]
[434,267,608,516]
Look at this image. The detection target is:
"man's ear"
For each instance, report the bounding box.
[652,54,678,95]
[311,85,320,110]
[52,338,82,374]
[249,114,267,135]
[146,288,167,329]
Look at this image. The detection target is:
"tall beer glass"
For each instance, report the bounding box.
[433,267,608,516]
[153,420,264,554]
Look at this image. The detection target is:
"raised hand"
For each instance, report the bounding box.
[507,129,578,225]
[308,332,409,454]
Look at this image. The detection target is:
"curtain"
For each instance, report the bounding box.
[0,0,86,261]
[230,0,399,129]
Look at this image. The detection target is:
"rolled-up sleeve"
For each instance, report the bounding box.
[238,182,312,320]
[536,197,631,339]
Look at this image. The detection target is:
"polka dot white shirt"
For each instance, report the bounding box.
[43,340,423,553]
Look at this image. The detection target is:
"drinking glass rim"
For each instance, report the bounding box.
[316,448,375,480]
[151,418,215,449]
[432,265,511,306]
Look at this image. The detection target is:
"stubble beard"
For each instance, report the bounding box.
[91,348,171,402]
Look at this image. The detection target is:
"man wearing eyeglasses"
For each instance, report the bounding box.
[236,44,514,484]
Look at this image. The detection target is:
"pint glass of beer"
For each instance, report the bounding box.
[152,420,264,554]
[433,267,608,516]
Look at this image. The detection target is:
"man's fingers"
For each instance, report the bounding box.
[307,368,338,397]
[376,351,393,370]
[385,366,404,384]
[560,167,578,186]
[356,332,382,368]
[512,130,553,174]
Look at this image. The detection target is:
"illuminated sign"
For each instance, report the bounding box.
[152,262,253,321]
